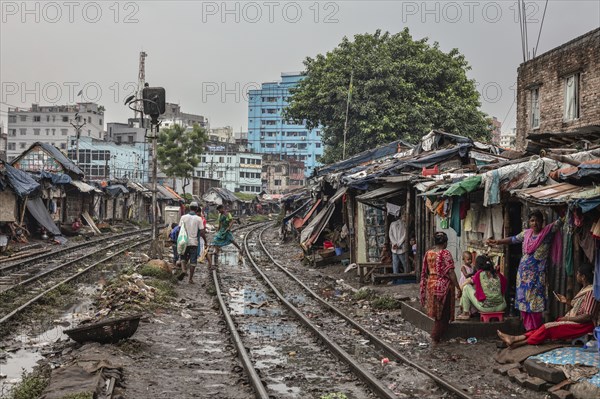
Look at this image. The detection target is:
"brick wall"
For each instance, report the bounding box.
[65,193,83,223]
[516,28,600,150]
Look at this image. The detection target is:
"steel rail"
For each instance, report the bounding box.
[8,231,150,292]
[0,238,150,328]
[0,228,152,274]
[256,224,474,399]
[211,269,270,399]
[243,224,397,399]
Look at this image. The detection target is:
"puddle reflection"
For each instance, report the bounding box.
[228,288,282,317]
[244,322,298,340]
[1,293,96,394]
[268,382,301,398]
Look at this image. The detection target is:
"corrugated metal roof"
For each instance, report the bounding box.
[378,175,414,184]
[70,180,101,193]
[327,187,347,203]
[514,183,600,205]
[38,143,84,176]
[356,186,404,202]
[162,185,182,200]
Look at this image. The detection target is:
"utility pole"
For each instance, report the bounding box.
[150,119,159,243]
[70,113,86,165]
[342,71,353,160]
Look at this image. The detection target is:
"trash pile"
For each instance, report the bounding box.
[89,273,156,322]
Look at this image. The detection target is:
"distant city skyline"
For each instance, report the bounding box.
[2,1,599,136]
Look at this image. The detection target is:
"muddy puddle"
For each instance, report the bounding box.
[0,277,111,396]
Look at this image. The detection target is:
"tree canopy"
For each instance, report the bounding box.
[284,29,491,164]
[156,123,207,193]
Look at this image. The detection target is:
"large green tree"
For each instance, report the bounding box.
[285,29,491,163]
[156,123,207,194]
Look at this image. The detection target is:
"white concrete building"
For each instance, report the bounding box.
[6,103,104,161]
[209,126,234,143]
[106,119,148,144]
[195,144,262,194]
[500,129,518,149]
[160,103,207,129]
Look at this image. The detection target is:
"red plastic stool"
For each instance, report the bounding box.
[480,312,504,323]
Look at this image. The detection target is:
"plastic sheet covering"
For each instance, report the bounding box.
[443,175,482,196]
[105,185,129,198]
[3,163,40,197]
[26,197,62,236]
[70,180,100,193]
[300,204,335,250]
[40,171,72,184]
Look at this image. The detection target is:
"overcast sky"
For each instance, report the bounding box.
[1,1,599,134]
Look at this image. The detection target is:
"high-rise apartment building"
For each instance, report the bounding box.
[248,73,323,176]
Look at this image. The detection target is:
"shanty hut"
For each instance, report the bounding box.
[202,187,240,215]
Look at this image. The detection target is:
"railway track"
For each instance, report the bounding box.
[213,223,473,399]
[0,229,151,330]
[0,227,151,275]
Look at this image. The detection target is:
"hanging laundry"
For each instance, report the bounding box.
[491,205,503,240]
[477,207,490,236]
[594,247,600,301]
[425,198,435,213]
[579,227,596,264]
[459,197,470,220]
[564,224,573,276]
[450,198,461,237]
[591,218,600,240]
[435,200,446,217]
[386,202,401,217]
[464,209,474,232]
[483,170,501,207]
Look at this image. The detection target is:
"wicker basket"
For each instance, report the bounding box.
[64,314,142,344]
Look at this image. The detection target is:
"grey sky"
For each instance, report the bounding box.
[1,1,599,133]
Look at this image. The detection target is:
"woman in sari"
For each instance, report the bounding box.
[487,210,561,331]
[457,255,507,320]
[210,205,243,263]
[497,264,598,348]
[420,232,461,343]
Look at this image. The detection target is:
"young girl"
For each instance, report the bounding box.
[459,251,475,287]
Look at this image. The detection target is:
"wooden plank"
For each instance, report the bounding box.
[315,252,349,267]
[81,211,102,235]
[372,272,417,284]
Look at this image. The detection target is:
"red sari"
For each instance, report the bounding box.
[420,248,456,342]
[525,285,598,345]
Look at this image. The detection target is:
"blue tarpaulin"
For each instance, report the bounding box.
[105,185,129,197]
[40,171,72,184]
[3,163,40,197]
[26,197,62,236]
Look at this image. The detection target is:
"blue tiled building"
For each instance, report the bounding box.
[248,73,323,176]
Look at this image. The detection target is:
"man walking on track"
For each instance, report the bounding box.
[178,202,206,284]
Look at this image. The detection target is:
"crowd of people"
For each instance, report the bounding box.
[168,202,243,284]
[167,202,599,347]
[418,210,599,346]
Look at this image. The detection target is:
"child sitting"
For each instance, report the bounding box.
[459,251,475,287]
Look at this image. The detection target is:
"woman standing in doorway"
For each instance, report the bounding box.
[420,232,461,344]
[487,210,562,331]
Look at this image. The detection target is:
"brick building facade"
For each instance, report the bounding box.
[516,28,600,150]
